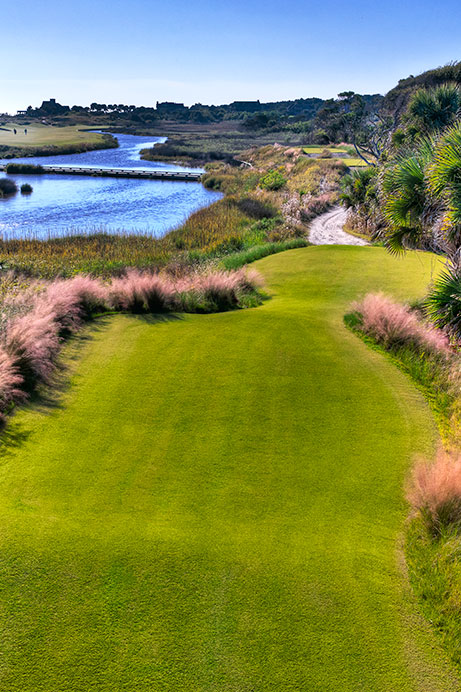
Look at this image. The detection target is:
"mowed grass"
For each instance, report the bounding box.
[303,145,349,154]
[0,247,459,691]
[342,157,368,167]
[0,122,107,149]
[302,147,367,167]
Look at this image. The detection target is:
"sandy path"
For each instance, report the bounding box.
[309,206,367,245]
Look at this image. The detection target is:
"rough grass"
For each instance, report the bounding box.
[220,238,310,269]
[345,283,461,673]
[0,246,458,691]
[407,516,461,669]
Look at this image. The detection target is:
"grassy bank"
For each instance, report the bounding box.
[345,287,461,673]
[0,247,457,690]
[0,123,117,158]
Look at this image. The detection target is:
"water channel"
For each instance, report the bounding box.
[0,133,222,238]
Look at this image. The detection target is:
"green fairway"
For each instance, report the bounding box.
[303,145,349,154]
[0,122,108,149]
[342,156,368,167]
[0,246,458,691]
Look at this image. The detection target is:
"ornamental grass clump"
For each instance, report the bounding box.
[107,271,177,313]
[0,267,263,420]
[351,293,450,356]
[408,450,461,536]
[0,347,24,421]
[183,268,263,312]
[5,302,62,386]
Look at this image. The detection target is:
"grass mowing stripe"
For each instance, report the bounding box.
[0,246,458,690]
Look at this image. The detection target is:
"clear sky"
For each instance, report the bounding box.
[1,0,460,113]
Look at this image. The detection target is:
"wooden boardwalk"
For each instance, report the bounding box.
[0,165,202,181]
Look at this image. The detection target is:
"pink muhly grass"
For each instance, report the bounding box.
[107,270,176,313]
[5,302,61,385]
[352,293,449,356]
[0,346,24,420]
[182,268,263,309]
[52,276,108,317]
[233,268,264,293]
[0,267,262,413]
[36,284,83,334]
[407,450,461,535]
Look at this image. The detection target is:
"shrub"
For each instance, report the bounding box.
[0,178,18,197]
[178,268,263,312]
[408,450,461,535]
[201,173,235,191]
[406,83,461,135]
[44,275,108,321]
[351,293,450,356]
[20,183,33,194]
[260,169,287,191]
[312,129,330,145]
[340,167,378,210]
[5,163,45,174]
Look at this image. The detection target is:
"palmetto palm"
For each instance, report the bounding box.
[340,167,377,210]
[428,121,461,240]
[406,83,461,135]
[425,268,461,337]
[380,140,435,252]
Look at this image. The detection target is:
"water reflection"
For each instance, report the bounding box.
[0,133,221,238]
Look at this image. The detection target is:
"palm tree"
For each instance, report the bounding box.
[425,269,461,337]
[380,139,435,252]
[429,121,461,240]
[406,83,461,135]
[340,167,378,210]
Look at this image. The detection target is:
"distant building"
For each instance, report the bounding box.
[38,98,70,115]
[16,110,27,116]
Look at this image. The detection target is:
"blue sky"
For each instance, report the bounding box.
[1,0,460,112]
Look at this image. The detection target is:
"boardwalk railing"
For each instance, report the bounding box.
[0,164,203,182]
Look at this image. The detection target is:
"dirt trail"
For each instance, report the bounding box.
[309,205,367,245]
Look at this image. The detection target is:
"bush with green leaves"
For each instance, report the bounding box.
[259,168,286,191]
[340,167,378,210]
